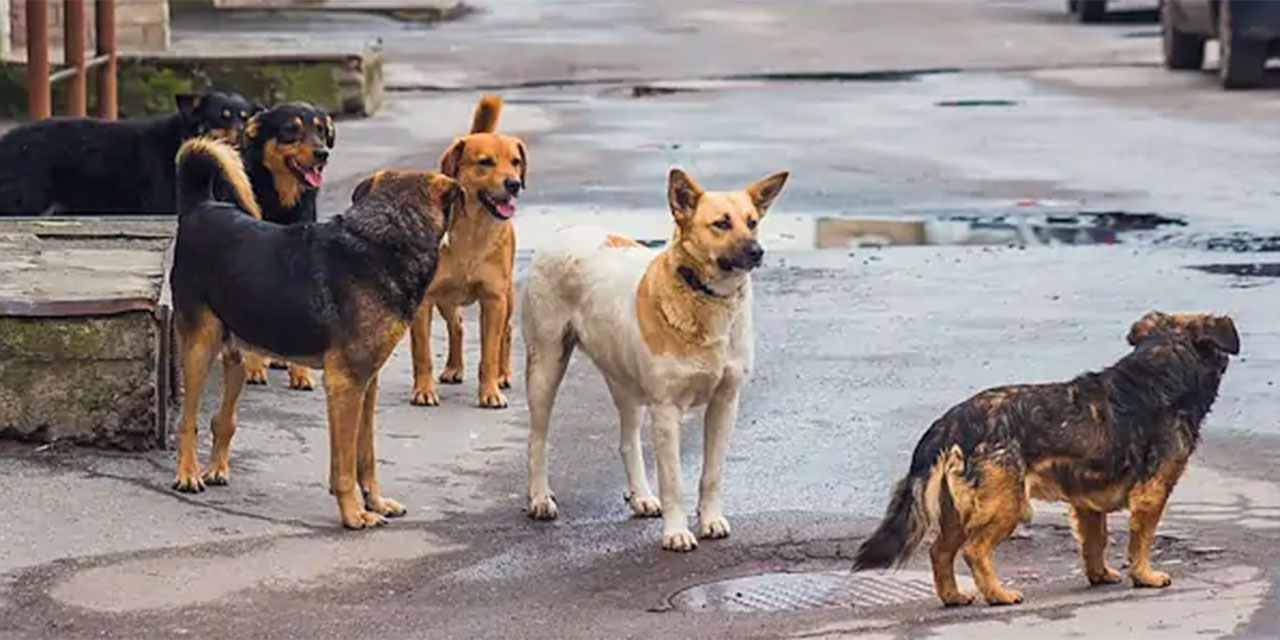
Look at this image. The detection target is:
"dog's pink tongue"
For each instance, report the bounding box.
[496,198,517,218]
[303,168,323,188]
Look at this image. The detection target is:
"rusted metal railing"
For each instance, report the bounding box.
[26,0,118,120]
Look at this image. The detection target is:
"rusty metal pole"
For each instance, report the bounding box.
[96,0,118,120]
[25,0,50,120]
[65,0,87,116]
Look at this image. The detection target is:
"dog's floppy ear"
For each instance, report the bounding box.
[175,93,202,118]
[745,171,789,216]
[516,140,528,186]
[439,139,466,178]
[351,171,383,204]
[243,113,261,143]
[1196,315,1240,355]
[250,101,267,115]
[323,114,336,148]
[1127,311,1167,347]
[667,168,704,226]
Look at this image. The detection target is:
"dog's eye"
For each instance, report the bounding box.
[747,218,758,230]
[511,157,522,167]
[712,217,732,231]
[477,157,496,168]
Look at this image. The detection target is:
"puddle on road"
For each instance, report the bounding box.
[815,210,1186,249]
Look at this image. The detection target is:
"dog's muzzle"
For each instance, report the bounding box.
[717,239,765,272]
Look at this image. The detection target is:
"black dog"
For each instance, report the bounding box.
[169,136,457,529]
[0,91,258,216]
[853,311,1238,607]
[237,101,334,225]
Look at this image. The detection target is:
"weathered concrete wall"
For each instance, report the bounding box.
[0,312,162,450]
[7,0,169,56]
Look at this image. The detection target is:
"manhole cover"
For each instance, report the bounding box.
[668,570,958,613]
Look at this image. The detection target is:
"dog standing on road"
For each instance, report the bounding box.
[852,311,1239,607]
[170,136,457,528]
[231,102,337,391]
[409,94,526,409]
[521,168,789,551]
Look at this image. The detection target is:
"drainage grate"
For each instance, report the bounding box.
[668,570,950,613]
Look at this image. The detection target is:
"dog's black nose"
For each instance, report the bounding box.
[503,178,522,196]
[745,240,764,267]
[314,148,329,163]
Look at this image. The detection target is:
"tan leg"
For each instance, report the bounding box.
[202,349,247,486]
[324,359,382,529]
[477,293,509,408]
[960,463,1026,606]
[1071,505,1122,585]
[439,303,465,384]
[1128,459,1187,588]
[287,364,315,391]
[243,351,268,385]
[930,490,976,607]
[173,310,221,493]
[358,374,405,518]
[497,280,514,389]
[409,300,440,406]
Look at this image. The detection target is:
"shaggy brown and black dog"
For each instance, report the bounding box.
[853,311,1239,607]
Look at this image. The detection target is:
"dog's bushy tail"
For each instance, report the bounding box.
[470,94,502,134]
[175,137,262,220]
[852,426,962,571]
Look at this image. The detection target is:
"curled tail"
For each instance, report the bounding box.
[470,94,502,133]
[853,431,963,571]
[175,137,261,220]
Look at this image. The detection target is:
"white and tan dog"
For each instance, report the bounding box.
[520,167,788,551]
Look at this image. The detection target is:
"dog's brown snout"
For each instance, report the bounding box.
[503,177,522,196]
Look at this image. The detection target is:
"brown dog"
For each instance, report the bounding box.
[409,95,526,409]
[853,311,1238,606]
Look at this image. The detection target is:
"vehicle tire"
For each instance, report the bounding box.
[1076,0,1107,23]
[1219,1,1268,89]
[1161,2,1206,69]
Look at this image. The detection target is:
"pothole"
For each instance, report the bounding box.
[667,570,956,613]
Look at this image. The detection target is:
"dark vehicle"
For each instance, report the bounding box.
[1162,0,1280,88]
[1067,0,1111,23]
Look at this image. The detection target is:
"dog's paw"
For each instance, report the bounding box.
[287,367,315,391]
[365,494,407,518]
[626,493,662,518]
[244,365,268,385]
[410,387,440,407]
[438,368,463,384]
[662,529,699,552]
[478,388,508,409]
[1088,566,1123,586]
[528,493,559,520]
[341,510,387,530]
[172,470,206,493]
[697,516,731,539]
[498,374,512,390]
[939,591,977,608]
[201,464,230,487]
[983,588,1024,606]
[1131,569,1172,589]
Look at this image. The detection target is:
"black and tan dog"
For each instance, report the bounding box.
[853,311,1239,607]
[0,90,258,216]
[409,94,526,409]
[229,102,336,391]
[170,136,457,529]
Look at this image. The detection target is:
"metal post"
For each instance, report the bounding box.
[64,0,87,116]
[96,0,117,120]
[25,0,50,120]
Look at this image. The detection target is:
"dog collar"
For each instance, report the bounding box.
[677,266,726,298]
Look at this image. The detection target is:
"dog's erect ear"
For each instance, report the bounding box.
[351,171,383,204]
[323,114,336,148]
[439,139,466,178]
[175,93,202,118]
[1127,311,1167,346]
[745,171,789,216]
[516,140,528,186]
[667,168,704,226]
[1196,315,1240,355]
